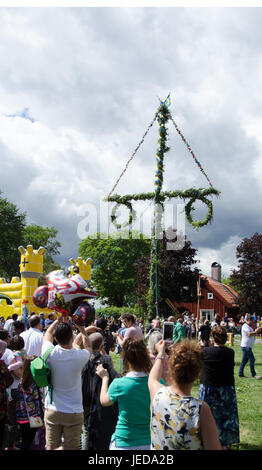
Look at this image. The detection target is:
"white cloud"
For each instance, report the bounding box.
[0,7,262,274]
[196,235,241,278]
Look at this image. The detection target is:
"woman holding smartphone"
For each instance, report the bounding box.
[96,337,154,450]
[148,339,222,450]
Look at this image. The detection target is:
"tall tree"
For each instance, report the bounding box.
[0,191,26,278]
[79,231,151,307]
[134,229,200,317]
[0,191,61,281]
[231,232,262,313]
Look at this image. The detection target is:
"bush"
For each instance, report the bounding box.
[96,306,141,319]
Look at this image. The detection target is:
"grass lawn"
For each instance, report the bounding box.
[111,338,262,450]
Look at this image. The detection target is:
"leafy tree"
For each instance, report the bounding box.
[133,255,150,314]
[231,232,262,313]
[22,224,61,280]
[0,191,26,278]
[134,229,200,317]
[221,274,235,289]
[0,191,61,282]
[78,231,151,307]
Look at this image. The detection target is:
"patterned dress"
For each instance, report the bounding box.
[198,384,239,447]
[199,345,240,447]
[151,386,203,450]
[16,382,43,424]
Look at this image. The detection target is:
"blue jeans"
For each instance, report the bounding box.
[239,347,256,377]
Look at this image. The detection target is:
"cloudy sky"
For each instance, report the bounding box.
[0,5,261,278]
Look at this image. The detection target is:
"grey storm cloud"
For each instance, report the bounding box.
[0,7,262,276]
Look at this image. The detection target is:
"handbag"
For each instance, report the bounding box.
[28,415,43,428]
[23,391,43,429]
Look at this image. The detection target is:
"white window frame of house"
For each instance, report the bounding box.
[200,309,215,322]
[207,292,213,300]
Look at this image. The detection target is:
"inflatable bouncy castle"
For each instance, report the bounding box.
[0,245,96,324]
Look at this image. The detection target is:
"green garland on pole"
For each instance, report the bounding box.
[154,103,170,200]
[150,103,171,316]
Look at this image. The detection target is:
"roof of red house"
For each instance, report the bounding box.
[200,275,239,308]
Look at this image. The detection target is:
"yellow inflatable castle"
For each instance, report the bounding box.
[0,245,93,320]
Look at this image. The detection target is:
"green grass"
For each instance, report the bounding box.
[111,338,262,450]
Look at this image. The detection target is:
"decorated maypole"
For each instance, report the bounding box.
[105,95,219,318]
[148,99,171,317]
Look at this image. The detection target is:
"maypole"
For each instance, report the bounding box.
[105,94,220,318]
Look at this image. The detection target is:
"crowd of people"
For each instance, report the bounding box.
[0,308,261,451]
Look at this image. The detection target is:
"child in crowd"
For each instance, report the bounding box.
[15,357,44,450]
[5,356,24,450]
[9,335,27,360]
[4,336,27,450]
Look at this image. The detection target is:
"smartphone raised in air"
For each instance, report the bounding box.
[163,321,174,343]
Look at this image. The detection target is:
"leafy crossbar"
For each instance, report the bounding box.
[105,187,220,230]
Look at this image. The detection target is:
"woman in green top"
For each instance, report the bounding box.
[96,337,152,450]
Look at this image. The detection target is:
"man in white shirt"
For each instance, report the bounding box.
[20,315,43,357]
[42,318,94,450]
[239,314,262,379]
[4,314,18,339]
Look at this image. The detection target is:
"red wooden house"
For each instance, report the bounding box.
[175,262,240,322]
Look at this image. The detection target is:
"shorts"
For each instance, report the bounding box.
[44,409,83,450]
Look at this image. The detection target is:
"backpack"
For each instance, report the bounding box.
[82,353,119,409]
[30,347,54,400]
[81,353,119,450]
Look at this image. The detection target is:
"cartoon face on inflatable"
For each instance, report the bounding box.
[32,285,49,308]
